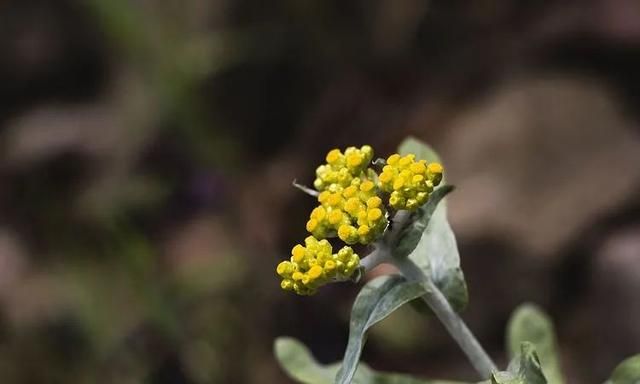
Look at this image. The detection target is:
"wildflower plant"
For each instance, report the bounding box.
[274,137,640,384]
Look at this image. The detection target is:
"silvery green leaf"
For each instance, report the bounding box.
[507,304,564,384]
[606,355,640,384]
[275,337,338,384]
[398,137,442,165]
[336,275,431,384]
[507,342,548,384]
[274,337,463,384]
[407,199,468,313]
[490,372,524,384]
[397,138,468,313]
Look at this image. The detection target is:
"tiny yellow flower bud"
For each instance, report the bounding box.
[310,206,326,221]
[361,145,373,158]
[343,185,358,198]
[338,225,357,244]
[379,171,393,183]
[346,153,363,168]
[326,149,341,164]
[410,162,426,174]
[393,177,405,190]
[304,236,318,247]
[344,197,361,214]
[308,265,323,280]
[399,154,415,167]
[277,261,290,277]
[344,146,356,155]
[366,196,382,208]
[337,168,351,183]
[281,279,294,291]
[357,210,367,223]
[338,225,350,239]
[428,162,443,185]
[360,180,374,192]
[292,271,304,281]
[412,174,424,184]
[387,154,400,165]
[427,162,443,174]
[327,183,342,193]
[345,259,359,274]
[318,191,330,203]
[328,209,344,225]
[389,192,404,208]
[337,246,353,259]
[306,218,318,232]
[324,260,336,271]
[367,208,383,222]
[327,193,342,206]
[292,245,306,263]
[357,225,370,236]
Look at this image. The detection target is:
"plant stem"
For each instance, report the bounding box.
[362,209,497,378]
[393,256,497,379]
[359,247,389,272]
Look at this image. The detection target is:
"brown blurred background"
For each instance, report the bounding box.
[1,0,639,383]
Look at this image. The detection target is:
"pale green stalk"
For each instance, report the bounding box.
[359,211,497,379]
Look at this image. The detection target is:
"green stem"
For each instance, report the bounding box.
[393,256,497,379]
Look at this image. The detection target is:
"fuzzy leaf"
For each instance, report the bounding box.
[407,198,467,312]
[336,275,431,384]
[275,337,339,384]
[490,372,524,384]
[507,342,548,384]
[398,137,442,165]
[507,304,564,384]
[606,355,640,384]
[397,138,468,313]
[275,337,462,384]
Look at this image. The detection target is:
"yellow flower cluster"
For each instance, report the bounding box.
[277,144,445,295]
[378,153,444,211]
[276,236,360,295]
[306,146,387,244]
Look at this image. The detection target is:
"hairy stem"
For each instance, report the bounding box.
[362,209,496,378]
[359,247,390,272]
[393,256,497,379]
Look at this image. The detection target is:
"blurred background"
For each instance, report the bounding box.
[1,0,639,383]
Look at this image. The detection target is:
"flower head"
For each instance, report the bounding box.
[378,153,443,211]
[276,236,360,295]
[307,147,387,244]
[277,144,445,295]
